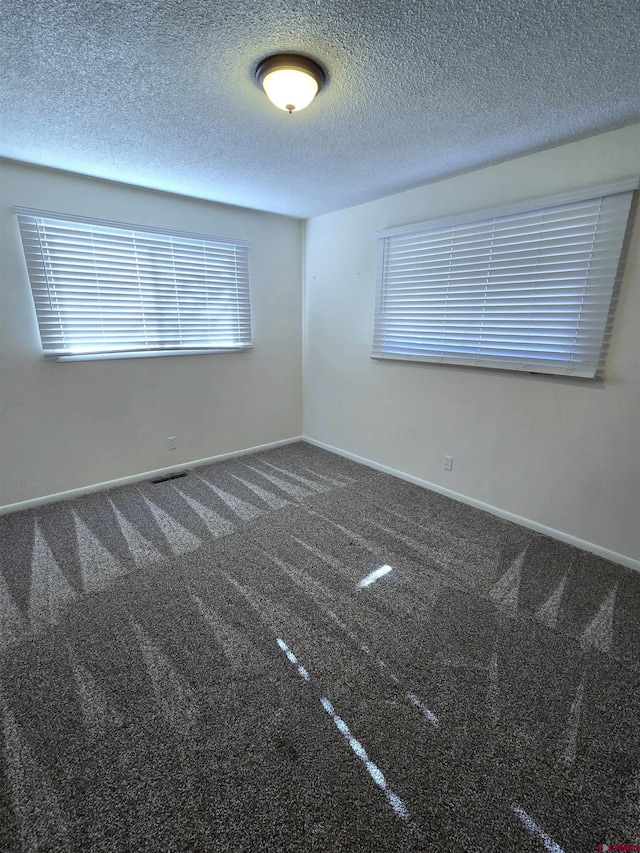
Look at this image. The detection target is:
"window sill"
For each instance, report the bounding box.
[48,346,253,363]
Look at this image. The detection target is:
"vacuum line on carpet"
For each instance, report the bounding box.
[319,697,412,824]
[513,804,566,853]
[275,638,310,681]
[274,637,415,828]
[326,611,440,728]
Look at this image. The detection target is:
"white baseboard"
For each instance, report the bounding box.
[0,436,303,516]
[303,436,640,573]
[4,432,637,573]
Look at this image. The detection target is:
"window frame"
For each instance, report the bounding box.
[372,179,638,379]
[15,207,253,362]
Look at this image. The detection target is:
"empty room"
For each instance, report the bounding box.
[1,1,639,851]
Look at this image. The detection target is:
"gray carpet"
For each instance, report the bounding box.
[0,442,638,852]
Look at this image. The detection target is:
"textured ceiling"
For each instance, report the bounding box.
[2,0,640,218]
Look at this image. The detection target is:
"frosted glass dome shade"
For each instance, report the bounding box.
[256,54,325,114]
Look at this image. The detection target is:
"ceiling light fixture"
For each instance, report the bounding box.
[255,54,325,114]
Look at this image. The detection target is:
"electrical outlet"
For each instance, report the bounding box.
[443,455,453,471]
[168,436,176,451]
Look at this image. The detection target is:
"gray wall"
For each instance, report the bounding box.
[0,162,303,506]
[304,125,640,565]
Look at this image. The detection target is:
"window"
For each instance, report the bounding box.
[16,208,252,360]
[373,180,637,378]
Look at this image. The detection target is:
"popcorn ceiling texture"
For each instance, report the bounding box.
[1,0,640,217]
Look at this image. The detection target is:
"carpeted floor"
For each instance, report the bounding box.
[0,441,638,852]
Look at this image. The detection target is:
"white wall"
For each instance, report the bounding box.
[3,130,639,564]
[0,161,303,507]
[304,124,640,565]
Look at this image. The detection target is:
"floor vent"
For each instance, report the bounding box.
[151,471,188,485]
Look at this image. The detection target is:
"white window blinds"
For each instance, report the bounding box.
[16,208,252,360]
[373,180,637,378]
